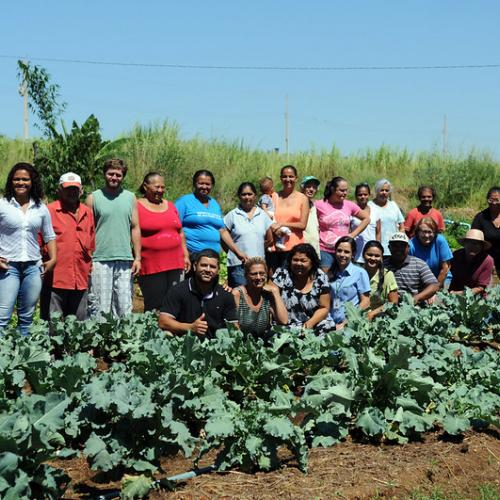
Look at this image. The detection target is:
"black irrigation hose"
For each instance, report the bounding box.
[89,465,216,500]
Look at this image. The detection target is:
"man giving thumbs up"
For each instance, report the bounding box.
[159,249,238,337]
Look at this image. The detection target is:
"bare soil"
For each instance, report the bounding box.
[56,430,500,499]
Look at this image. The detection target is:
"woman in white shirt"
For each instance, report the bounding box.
[0,163,56,335]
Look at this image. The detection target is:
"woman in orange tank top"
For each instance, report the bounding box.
[267,165,309,272]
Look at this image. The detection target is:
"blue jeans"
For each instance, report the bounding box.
[228,265,246,288]
[320,250,335,270]
[0,261,43,336]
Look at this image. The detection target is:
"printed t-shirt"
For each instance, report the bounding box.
[224,206,272,267]
[369,269,398,310]
[46,200,95,290]
[409,234,453,278]
[404,207,445,238]
[175,193,224,253]
[449,248,494,291]
[160,278,238,338]
[272,191,307,251]
[316,199,360,252]
[92,189,135,261]
[329,262,370,324]
[368,200,404,255]
[137,201,184,275]
[258,194,275,213]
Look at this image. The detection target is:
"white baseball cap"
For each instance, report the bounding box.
[59,172,82,188]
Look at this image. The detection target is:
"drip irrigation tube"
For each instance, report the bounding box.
[91,465,216,500]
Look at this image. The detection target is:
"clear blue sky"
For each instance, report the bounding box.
[1,1,499,156]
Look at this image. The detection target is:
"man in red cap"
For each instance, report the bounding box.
[41,172,95,320]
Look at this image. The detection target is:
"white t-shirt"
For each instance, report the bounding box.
[368,200,404,255]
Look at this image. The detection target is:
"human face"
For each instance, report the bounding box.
[419,189,434,208]
[143,176,165,204]
[363,245,383,272]
[194,175,213,198]
[330,181,349,203]
[463,240,483,260]
[104,168,124,190]
[290,252,313,278]
[487,191,500,207]
[376,183,391,203]
[416,223,436,247]
[12,169,32,199]
[355,186,370,208]
[280,168,297,191]
[246,263,267,288]
[301,181,319,200]
[389,242,409,263]
[238,187,256,211]
[59,186,81,205]
[194,256,219,283]
[335,242,353,269]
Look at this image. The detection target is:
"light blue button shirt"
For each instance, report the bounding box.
[224,206,273,266]
[330,262,371,324]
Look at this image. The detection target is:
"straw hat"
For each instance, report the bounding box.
[458,229,492,250]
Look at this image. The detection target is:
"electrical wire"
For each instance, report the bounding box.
[1,54,499,71]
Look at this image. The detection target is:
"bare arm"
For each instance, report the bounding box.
[158,312,209,336]
[130,198,142,276]
[85,193,93,210]
[179,228,191,272]
[359,292,370,311]
[264,282,288,325]
[413,283,440,303]
[303,292,330,330]
[42,239,57,275]
[367,290,398,320]
[436,261,451,288]
[220,228,247,262]
[375,219,382,241]
[348,209,370,238]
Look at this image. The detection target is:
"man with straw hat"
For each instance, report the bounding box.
[449,229,493,295]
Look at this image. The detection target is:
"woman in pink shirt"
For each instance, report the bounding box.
[315,176,370,271]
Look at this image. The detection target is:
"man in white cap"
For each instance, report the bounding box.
[41,172,95,321]
[386,231,439,303]
[449,229,493,295]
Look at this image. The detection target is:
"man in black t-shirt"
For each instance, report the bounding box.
[159,249,238,337]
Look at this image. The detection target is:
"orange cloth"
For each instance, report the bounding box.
[272,191,307,251]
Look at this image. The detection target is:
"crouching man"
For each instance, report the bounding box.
[159,249,238,337]
[386,232,439,304]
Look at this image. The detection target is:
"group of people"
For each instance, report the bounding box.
[0,159,498,338]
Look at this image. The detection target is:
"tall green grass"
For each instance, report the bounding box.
[1,123,498,217]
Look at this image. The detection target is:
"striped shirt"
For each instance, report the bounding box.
[385,255,437,295]
[0,197,55,262]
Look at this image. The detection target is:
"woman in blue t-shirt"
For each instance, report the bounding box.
[409,217,452,289]
[175,170,247,262]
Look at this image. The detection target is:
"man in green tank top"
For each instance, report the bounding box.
[85,159,141,317]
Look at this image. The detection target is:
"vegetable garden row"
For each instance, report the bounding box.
[0,289,499,499]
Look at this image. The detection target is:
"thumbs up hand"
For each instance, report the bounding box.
[191,313,209,335]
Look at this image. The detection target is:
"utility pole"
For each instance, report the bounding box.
[284,95,289,160]
[18,59,29,140]
[442,114,448,156]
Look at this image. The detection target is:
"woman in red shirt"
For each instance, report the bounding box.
[137,172,190,311]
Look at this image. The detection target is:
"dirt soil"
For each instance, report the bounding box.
[56,429,499,499]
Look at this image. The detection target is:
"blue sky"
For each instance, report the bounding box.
[1,1,499,156]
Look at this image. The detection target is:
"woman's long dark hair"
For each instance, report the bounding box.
[362,240,385,295]
[4,162,44,204]
[330,236,356,277]
[323,176,346,201]
[287,243,320,278]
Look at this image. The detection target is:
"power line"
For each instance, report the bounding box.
[1,54,500,71]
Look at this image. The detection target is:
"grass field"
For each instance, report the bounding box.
[1,122,498,218]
